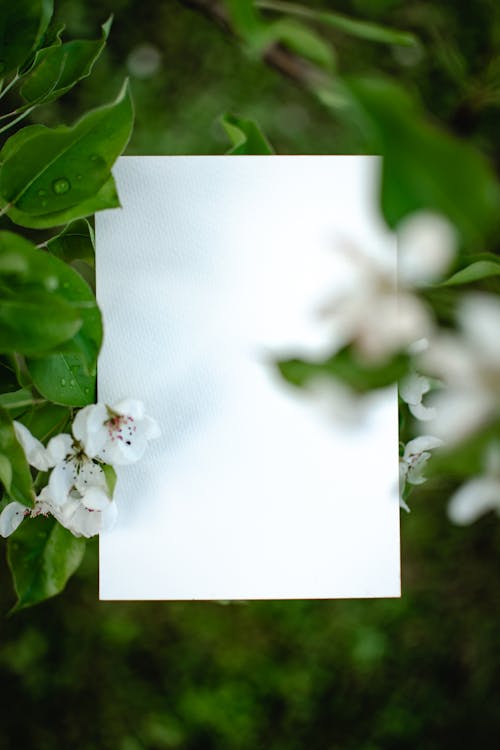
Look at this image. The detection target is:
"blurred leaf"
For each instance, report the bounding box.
[7,516,85,611]
[256,1,419,47]
[440,260,500,286]
[28,353,95,407]
[278,347,409,392]
[427,421,500,479]
[20,17,112,104]
[0,0,53,76]
[0,80,133,226]
[345,77,500,245]
[6,176,120,229]
[0,407,35,507]
[220,113,274,154]
[268,18,335,70]
[45,218,95,265]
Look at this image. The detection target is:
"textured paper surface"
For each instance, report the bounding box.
[96,156,400,600]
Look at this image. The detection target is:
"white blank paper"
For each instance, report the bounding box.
[96,156,400,600]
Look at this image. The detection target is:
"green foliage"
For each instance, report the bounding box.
[219,112,274,154]
[0,408,35,507]
[0,80,133,228]
[279,348,409,393]
[7,515,85,611]
[440,258,500,286]
[0,0,132,609]
[344,77,500,246]
[0,0,53,76]
[20,16,111,104]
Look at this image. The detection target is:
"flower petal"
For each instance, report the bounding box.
[48,459,76,506]
[112,399,145,420]
[72,403,108,458]
[46,433,74,464]
[0,501,27,537]
[398,211,456,286]
[448,478,500,525]
[13,421,53,471]
[81,486,110,511]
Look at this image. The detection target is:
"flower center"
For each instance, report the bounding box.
[106,414,137,446]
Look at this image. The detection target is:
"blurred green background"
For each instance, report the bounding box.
[1,1,500,748]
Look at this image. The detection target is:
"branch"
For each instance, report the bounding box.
[177,0,319,88]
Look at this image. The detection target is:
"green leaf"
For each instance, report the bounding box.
[28,353,95,407]
[20,17,112,104]
[0,407,35,507]
[0,80,133,224]
[268,18,335,70]
[256,1,419,47]
[20,403,70,442]
[0,231,101,362]
[0,124,49,165]
[7,516,85,611]
[102,463,117,498]
[6,175,120,229]
[440,260,500,286]
[278,347,409,392]
[345,77,500,246]
[219,113,274,154]
[45,218,95,265]
[0,0,53,76]
[0,388,36,410]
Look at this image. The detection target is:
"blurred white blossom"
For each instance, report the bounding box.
[320,211,456,362]
[448,443,500,525]
[421,293,500,442]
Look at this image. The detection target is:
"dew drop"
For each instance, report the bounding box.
[69,379,76,387]
[84,387,90,394]
[76,174,83,180]
[38,189,46,197]
[62,281,70,289]
[89,154,100,162]
[41,200,47,208]
[60,378,67,386]
[52,177,71,195]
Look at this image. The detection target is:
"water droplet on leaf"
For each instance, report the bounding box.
[69,379,76,387]
[37,189,46,197]
[52,177,71,195]
[60,378,67,386]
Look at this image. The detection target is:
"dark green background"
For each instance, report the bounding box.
[1,1,500,748]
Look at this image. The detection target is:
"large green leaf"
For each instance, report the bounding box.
[220,113,274,154]
[0,0,53,76]
[345,77,500,246]
[7,515,86,611]
[20,17,111,104]
[0,80,133,226]
[28,352,96,407]
[6,175,120,229]
[0,407,35,507]
[0,231,101,361]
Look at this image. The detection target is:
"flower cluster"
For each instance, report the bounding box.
[0,400,160,539]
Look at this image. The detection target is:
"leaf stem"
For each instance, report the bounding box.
[0,106,36,136]
[0,73,19,103]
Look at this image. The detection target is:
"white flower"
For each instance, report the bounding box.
[13,420,54,471]
[0,501,29,537]
[420,293,500,443]
[448,444,500,525]
[399,435,443,510]
[397,212,457,286]
[72,399,160,465]
[320,212,456,362]
[399,372,436,421]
